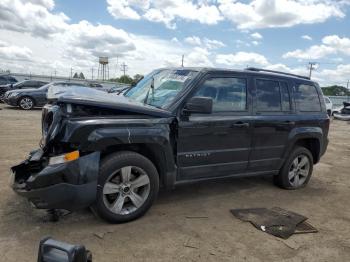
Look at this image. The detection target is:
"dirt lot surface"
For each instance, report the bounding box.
[0,103,350,261]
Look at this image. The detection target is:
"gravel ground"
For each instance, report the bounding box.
[0,103,349,261]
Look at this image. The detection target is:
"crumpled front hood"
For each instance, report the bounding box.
[51,86,173,118]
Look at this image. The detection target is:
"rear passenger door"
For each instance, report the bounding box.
[248,78,295,173]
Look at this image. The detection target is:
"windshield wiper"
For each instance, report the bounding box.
[144,76,154,104]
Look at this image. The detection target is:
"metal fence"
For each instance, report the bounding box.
[328,96,350,107]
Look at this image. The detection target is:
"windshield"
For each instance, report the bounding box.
[39,83,54,90]
[125,69,198,109]
[12,81,26,87]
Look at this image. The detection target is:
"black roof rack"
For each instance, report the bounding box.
[245,67,310,80]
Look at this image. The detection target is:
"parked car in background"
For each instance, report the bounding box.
[324,96,333,116]
[0,80,47,101]
[0,74,17,85]
[3,81,87,110]
[10,67,329,223]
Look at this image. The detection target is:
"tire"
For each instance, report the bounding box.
[18,96,35,110]
[94,151,159,223]
[274,146,313,189]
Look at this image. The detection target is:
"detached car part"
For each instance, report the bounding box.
[38,237,92,262]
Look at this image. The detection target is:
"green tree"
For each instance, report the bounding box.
[118,75,134,84]
[322,85,350,96]
[132,74,144,85]
[73,72,79,78]
[79,72,85,79]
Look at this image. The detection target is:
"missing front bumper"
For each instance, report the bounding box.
[10,150,100,210]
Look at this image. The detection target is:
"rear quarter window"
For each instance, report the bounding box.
[294,83,321,112]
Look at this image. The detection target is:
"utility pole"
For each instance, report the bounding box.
[91,68,94,80]
[347,80,349,89]
[120,62,128,76]
[70,67,73,79]
[181,55,184,67]
[308,62,317,79]
[115,56,119,77]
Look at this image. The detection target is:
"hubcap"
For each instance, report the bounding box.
[288,155,310,187]
[102,166,150,215]
[20,98,33,109]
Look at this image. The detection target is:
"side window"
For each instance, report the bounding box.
[21,81,34,88]
[294,83,321,112]
[256,79,292,112]
[194,77,247,112]
[256,79,281,111]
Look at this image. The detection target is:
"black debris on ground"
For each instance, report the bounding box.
[231,207,317,239]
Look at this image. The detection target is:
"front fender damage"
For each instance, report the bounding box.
[11,151,100,210]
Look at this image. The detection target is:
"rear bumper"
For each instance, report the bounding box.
[10,150,100,210]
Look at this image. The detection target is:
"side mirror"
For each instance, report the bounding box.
[38,237,92,262]
[184,96,213,114]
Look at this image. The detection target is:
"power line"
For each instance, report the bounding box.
[120,62,128,76]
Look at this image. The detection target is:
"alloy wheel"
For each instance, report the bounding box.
[102,166,150,215]
[288,155,310,187]
[20,97,33,110]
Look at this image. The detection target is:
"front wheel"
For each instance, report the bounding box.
[274,146,313,189]
[94,151,159,223]
[18,96,34,110]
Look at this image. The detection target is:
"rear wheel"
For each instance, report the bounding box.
[274,146,313,189]
[94,151,159,223]
[18,96,34,110]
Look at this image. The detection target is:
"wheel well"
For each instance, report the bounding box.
[101,144,167,186]
[295,138,320,163]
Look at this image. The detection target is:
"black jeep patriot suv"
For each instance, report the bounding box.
[10,67,329,223]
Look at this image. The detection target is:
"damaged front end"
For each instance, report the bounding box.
[10,103,100,210]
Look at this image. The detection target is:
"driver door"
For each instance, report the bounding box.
[177,73,254,180]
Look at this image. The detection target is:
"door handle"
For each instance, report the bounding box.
[284,121,295,125]
[232,122,249,128]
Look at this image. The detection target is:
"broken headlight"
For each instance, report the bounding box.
[48,151,80,165]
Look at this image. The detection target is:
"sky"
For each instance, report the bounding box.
[0,0,349,86]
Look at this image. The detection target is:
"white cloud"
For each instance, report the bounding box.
[107,0,223,29]
[184,36,202,46]
[204,38,226,49]
[218,0,346,30]
[184,47,213,67]
[251,32,263,39]
[283,35,350,60]
[315,64,350,85]
[106,0,141,20]
[0,0,69,38]
[184,36,225,49]
[322,35,350,56]
[63,21,136,58]
[0,40,33,61]
[252,40,259,46]
[283,45,336,60]
[302,35,312,41]
[216,51,269,66]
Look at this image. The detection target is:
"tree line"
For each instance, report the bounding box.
[321,85,350,96]
[109,74,144,86]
